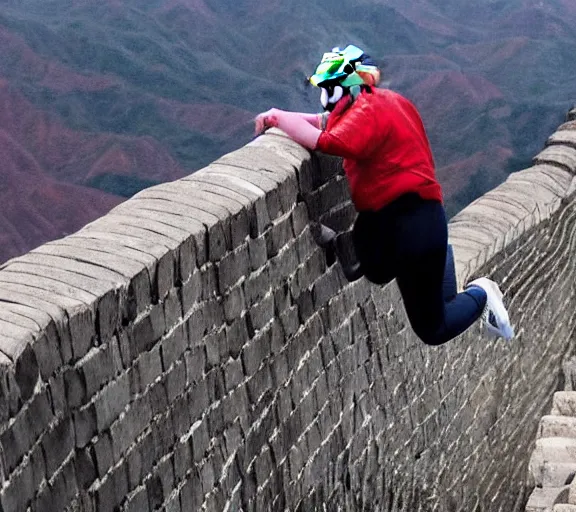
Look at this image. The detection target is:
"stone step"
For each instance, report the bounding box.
[551,392,576,417]
[529,438,576,487]
[539,416,576,439]
[526,486,569,511]
[553,505,576,511]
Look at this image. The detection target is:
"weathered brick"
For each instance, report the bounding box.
[136,344,163,393]
[225,357,244,392]
[75,446,97,491]
[33,332,64,381]
[64,366,87,409]
[124,485,150,512]
[92,431,114,479]
[225,316,250,359]
[181,270,202,313]
[247,292,275,332]
[243,267,270,307]
[0,454,35,512]
[41,417,74,476]
[160,323,188,370]
[191,421,210,463]
[74,403,97,449]
[265,216,294,258]
[223,285,246,324]
[94,372,131,432]
[179,467,203,511]
[217,245,250,292]
[131,303,166,355]
[185,345,206,385]
[164,287,183,329]
[81,345,114,399]
[242,330,270,377]
[205,328,227,370]
[110,394,153,462]
[148,378,169,417]
[165,359,187,403]
[248,235,268,270]
[173,438,192,481]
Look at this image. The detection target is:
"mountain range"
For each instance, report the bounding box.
[0,0,575,262]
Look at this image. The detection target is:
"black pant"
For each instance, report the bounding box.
[353,194,486,345]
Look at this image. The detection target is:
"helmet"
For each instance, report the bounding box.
[309,45,380,110]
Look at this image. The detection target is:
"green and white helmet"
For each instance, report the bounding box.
[310,45,380,110]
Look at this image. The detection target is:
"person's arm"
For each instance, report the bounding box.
[255,108,322,149]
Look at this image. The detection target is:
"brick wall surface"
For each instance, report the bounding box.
[0,116,575,512]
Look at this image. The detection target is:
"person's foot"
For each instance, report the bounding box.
[467,277,514,341]
[310,223,364,282]
[310,222,336,248]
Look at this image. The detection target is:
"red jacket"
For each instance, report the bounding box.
[316,88,442,212]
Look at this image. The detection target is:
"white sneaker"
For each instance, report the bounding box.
[466,277,514,341]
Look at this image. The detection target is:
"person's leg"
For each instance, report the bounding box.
[393,199,487,345]
[352,211,395,286]
[443,244,457,302]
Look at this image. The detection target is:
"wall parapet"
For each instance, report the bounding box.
[0,113,575,511]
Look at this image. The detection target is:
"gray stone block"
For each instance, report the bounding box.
[92,431,114,479]
[248,235,268,270]
[148,378,169,417]
[131,303,166,355]
[126,431,153,491]
[156,455,176,506]
[0,287,75,365]
[63,366,87,409]
[223,285,246,324]
[32,331,63,382]
[247,293,275,332]
[200,265,218,301]
[164,493,182,512]
[73,403,97,449]
[243,267,270,307]
[217,245,250,292]
[179,467,203,511]
[242,330,270,377]
[246,364,272,404]
[181,271,202,314]
[265,216,294,258]
[42,417,74,477]
[136,345,163,393]
[146,473,165,510]
[174,438,192,482]
[161,324,188,371]
[199,456,216,496]
[81,345,114,399]
[124,485,151,512]
[164,288,183,331]
[225,316,250,360]
[225,357,244,392]
[192,421,210,463]
[75,446,97,491]
[185,346,206,386]
[94,372,130,433]
[152,412,176,460]
[280,306,300,340]
[205,329,227,371]
[165,359,187,404]
[0,452,35,512]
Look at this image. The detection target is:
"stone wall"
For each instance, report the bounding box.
[0,113,575,512]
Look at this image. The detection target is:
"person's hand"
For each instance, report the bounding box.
[255,108,280,136]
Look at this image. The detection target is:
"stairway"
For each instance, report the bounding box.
[526,357,576,511]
